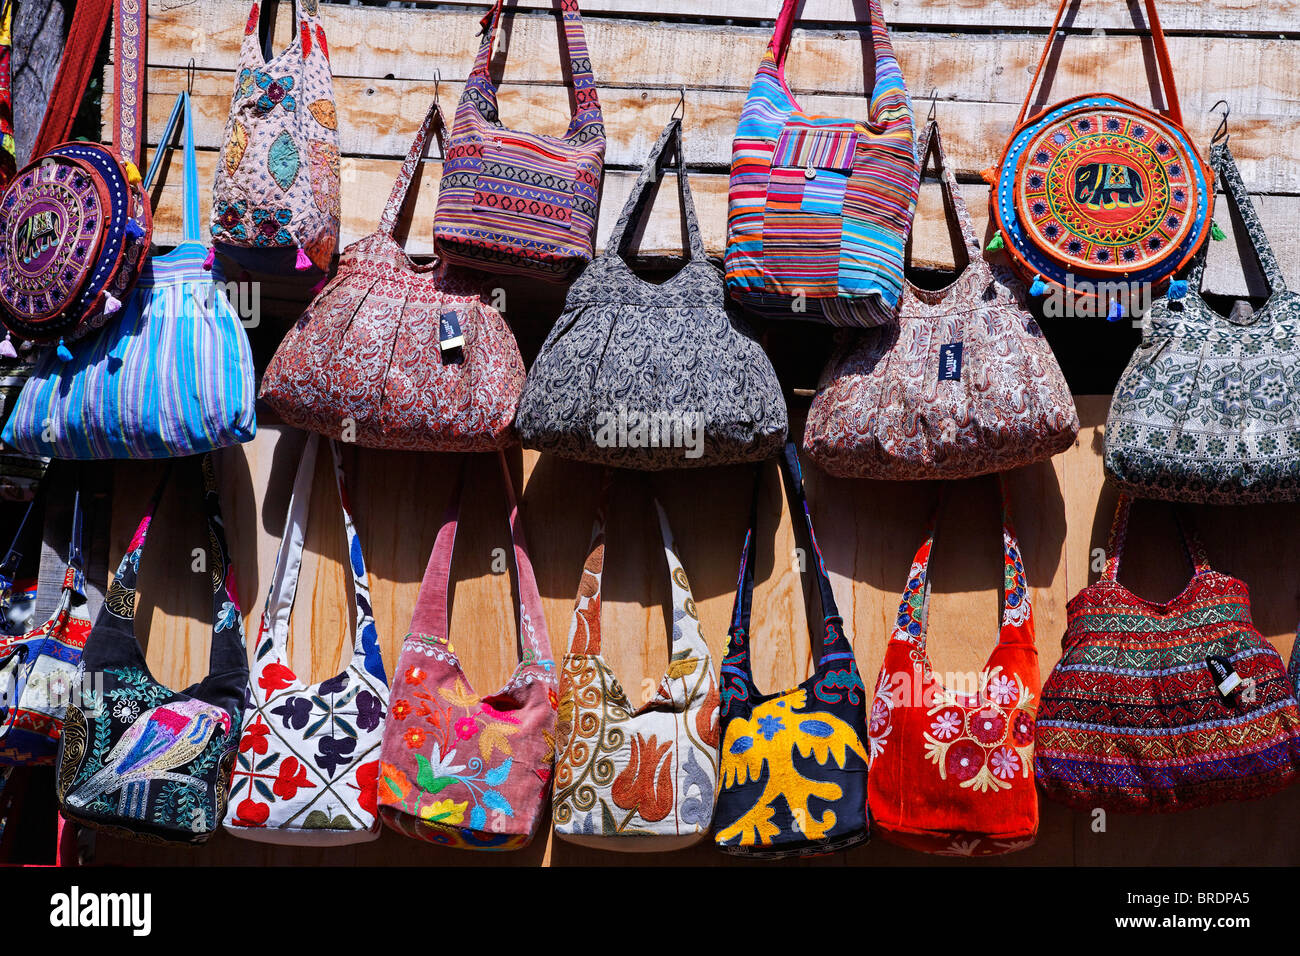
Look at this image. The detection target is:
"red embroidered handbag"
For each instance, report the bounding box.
[867,483,1040,856]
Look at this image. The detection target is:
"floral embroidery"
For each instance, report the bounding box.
[253,71,297,113]
[251,207,293,246]
[211,199,249,241]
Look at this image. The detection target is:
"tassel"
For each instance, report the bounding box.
[1029,274,1047,297]
[0,333,16,359]
[309,276,328,297]
[103,293,121,316]
[123,161,142,187]
[979,166,998,187]
[56,338,73,362]
[124,219,145,240]
[294,246,312,271]
[1167,279,1188,300]
[1211,221,1227,241]
[1107,301,1125,322]
[203,247,215,271]
[985,232,1005,251]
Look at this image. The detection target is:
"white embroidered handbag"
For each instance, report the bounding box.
[224,433,389,844]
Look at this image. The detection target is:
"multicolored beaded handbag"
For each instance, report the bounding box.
[715,443,869,858]
[432,0,605,280]
[867,482,1040,857]
[725,0,918,326]
[1036,495,1300,813]
[985,0,1212,312]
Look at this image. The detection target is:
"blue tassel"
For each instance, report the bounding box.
[1029,275,1047,297]
[124,219,145,240]
[56,338,73,362]
[1167,279,1188,300]
[1107,301,1125,322]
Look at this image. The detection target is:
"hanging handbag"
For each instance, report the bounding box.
[261,96,524,451]
[0,0,150,349]
[1,91,258,460]
[210,0,340,274]
[552,477,720,849]
[1104,142,1300,503]
[725,0,918,327]
[715,443,869,858]
[378,453,556,850]
[1036,495,1300,813]
[55,456,247,845]
[867,483,1039,856]
[516,119,787,468]
[0,490,90,765]
[805,121,1078,479]
[225,434,388,845]
[431,0,605,280]
[984,0,1212,310]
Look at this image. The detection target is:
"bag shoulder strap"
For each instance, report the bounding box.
[564,471,610,657]
[379,95,447,238]
[607,118,705,262]
[1103,493,1212,583]
[653,498,708,663]
[917,119,982,263]
[1189,143,1287,297]
[29,0,114,158]
[142,91,200,242]
[111,0,148,169]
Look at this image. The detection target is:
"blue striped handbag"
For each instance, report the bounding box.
[0,91,256,459]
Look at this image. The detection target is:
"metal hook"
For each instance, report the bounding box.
[433,68,441,107]
[1211,100,1230,145]
[186,58,196,96]
[671,86,685,122]
[927,88,938,124]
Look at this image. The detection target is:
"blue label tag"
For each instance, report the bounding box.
[938,342,963,381]
[439,310,464,353]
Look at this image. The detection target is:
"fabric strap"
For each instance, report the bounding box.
[1103,493,1212,582]
[29,0,113,158]
[142,91,200,242]
[915,118,981,263]
[607,118,706,262]
[1188,143,1286,297]
[111,0,147,168]
[379,94,447,237]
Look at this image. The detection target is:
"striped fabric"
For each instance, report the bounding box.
[726,0,919,327]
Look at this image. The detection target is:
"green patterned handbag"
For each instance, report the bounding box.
[1104,143,1300,503]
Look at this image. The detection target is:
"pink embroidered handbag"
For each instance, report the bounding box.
[378,453,556,849]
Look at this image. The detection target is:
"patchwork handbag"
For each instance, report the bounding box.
[715,443,869,858]
[378,453,556,850]
[804,121,1078,479]
[0,490,90,765]
[261,96,524,451]
[1104,143,1300,504]
[552,478,720,849]
[516,119,787,469]
[0,0,151,348]
[985,0,1212,309]
[432,0,605,279]
[725,0,918,326]
[867,483,1040,856]
[225,434,388,845]
[210,0,340,274]
[55,456,248,845]
[2,91,258,460]
[1036,495,1300,813]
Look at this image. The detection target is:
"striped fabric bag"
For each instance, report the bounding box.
[725,0,919,326]
[1,92,256,459]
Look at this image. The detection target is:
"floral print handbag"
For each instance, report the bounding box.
[378,452,556,850]
[552,475,720,850]
[715,443,869,858]
[55,456,248,846]
[867,481,1040,857]
[225,433,389,845]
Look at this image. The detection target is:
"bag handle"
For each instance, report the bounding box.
[1017,0,1182,128]
[607,118,706,263]
[111,0,148,169]
[0,486,86,615]
[379,94,447,238]
[29,0,114,158]
[1102,492,1211,583]
[142,91,201,243]
[916,119,982,264]
[1188,143,1287,298]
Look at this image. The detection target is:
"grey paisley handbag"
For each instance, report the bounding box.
[514,119,787,469]
[1104,143,1300,503]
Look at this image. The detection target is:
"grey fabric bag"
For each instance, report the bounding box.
[515,119,787,470]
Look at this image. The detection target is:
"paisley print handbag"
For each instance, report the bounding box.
[261,95,524,451]
[55,456,248,845]
[725,0,919,326]
[211,0,340,274]
[985,0,1212,309]
[1104,143,1300,503]
[715,443,869,858]
[516,119,787,468]
[868,482,1040,857]
[1036,495,1300,813]
[804,121,1078,479]
[378,453,556,850]
[432,0,604,279]
[225,434,388,845]
[552,476,719,850]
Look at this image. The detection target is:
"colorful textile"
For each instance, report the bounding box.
[553,480,719,849]
[715,444,869,858]
[225,435,389,845]
[0,2,14,186]
[725,0,918,326]
[868,483,1040,856]
[0,350,48,501]
[1036,495,1300,813]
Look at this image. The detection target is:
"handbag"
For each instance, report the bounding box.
[210,0,340,274]
[261,96,524,451]
[431,0,605,279]
[552,477,720,850]
[0,0,150,348]
[378,453,556,850]
[225,434,389,845]
[516,119,787,468]
[1035,494,1300,813]
[985,0,1212,310]
[0,490,90,765]
[724,0,919,327]
[715,443,869,858]
[55,456,248,845]
[867,482,1040,856]
[804,121,1079,479]
[1,91,258,460]
[1104,142,1300,503]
